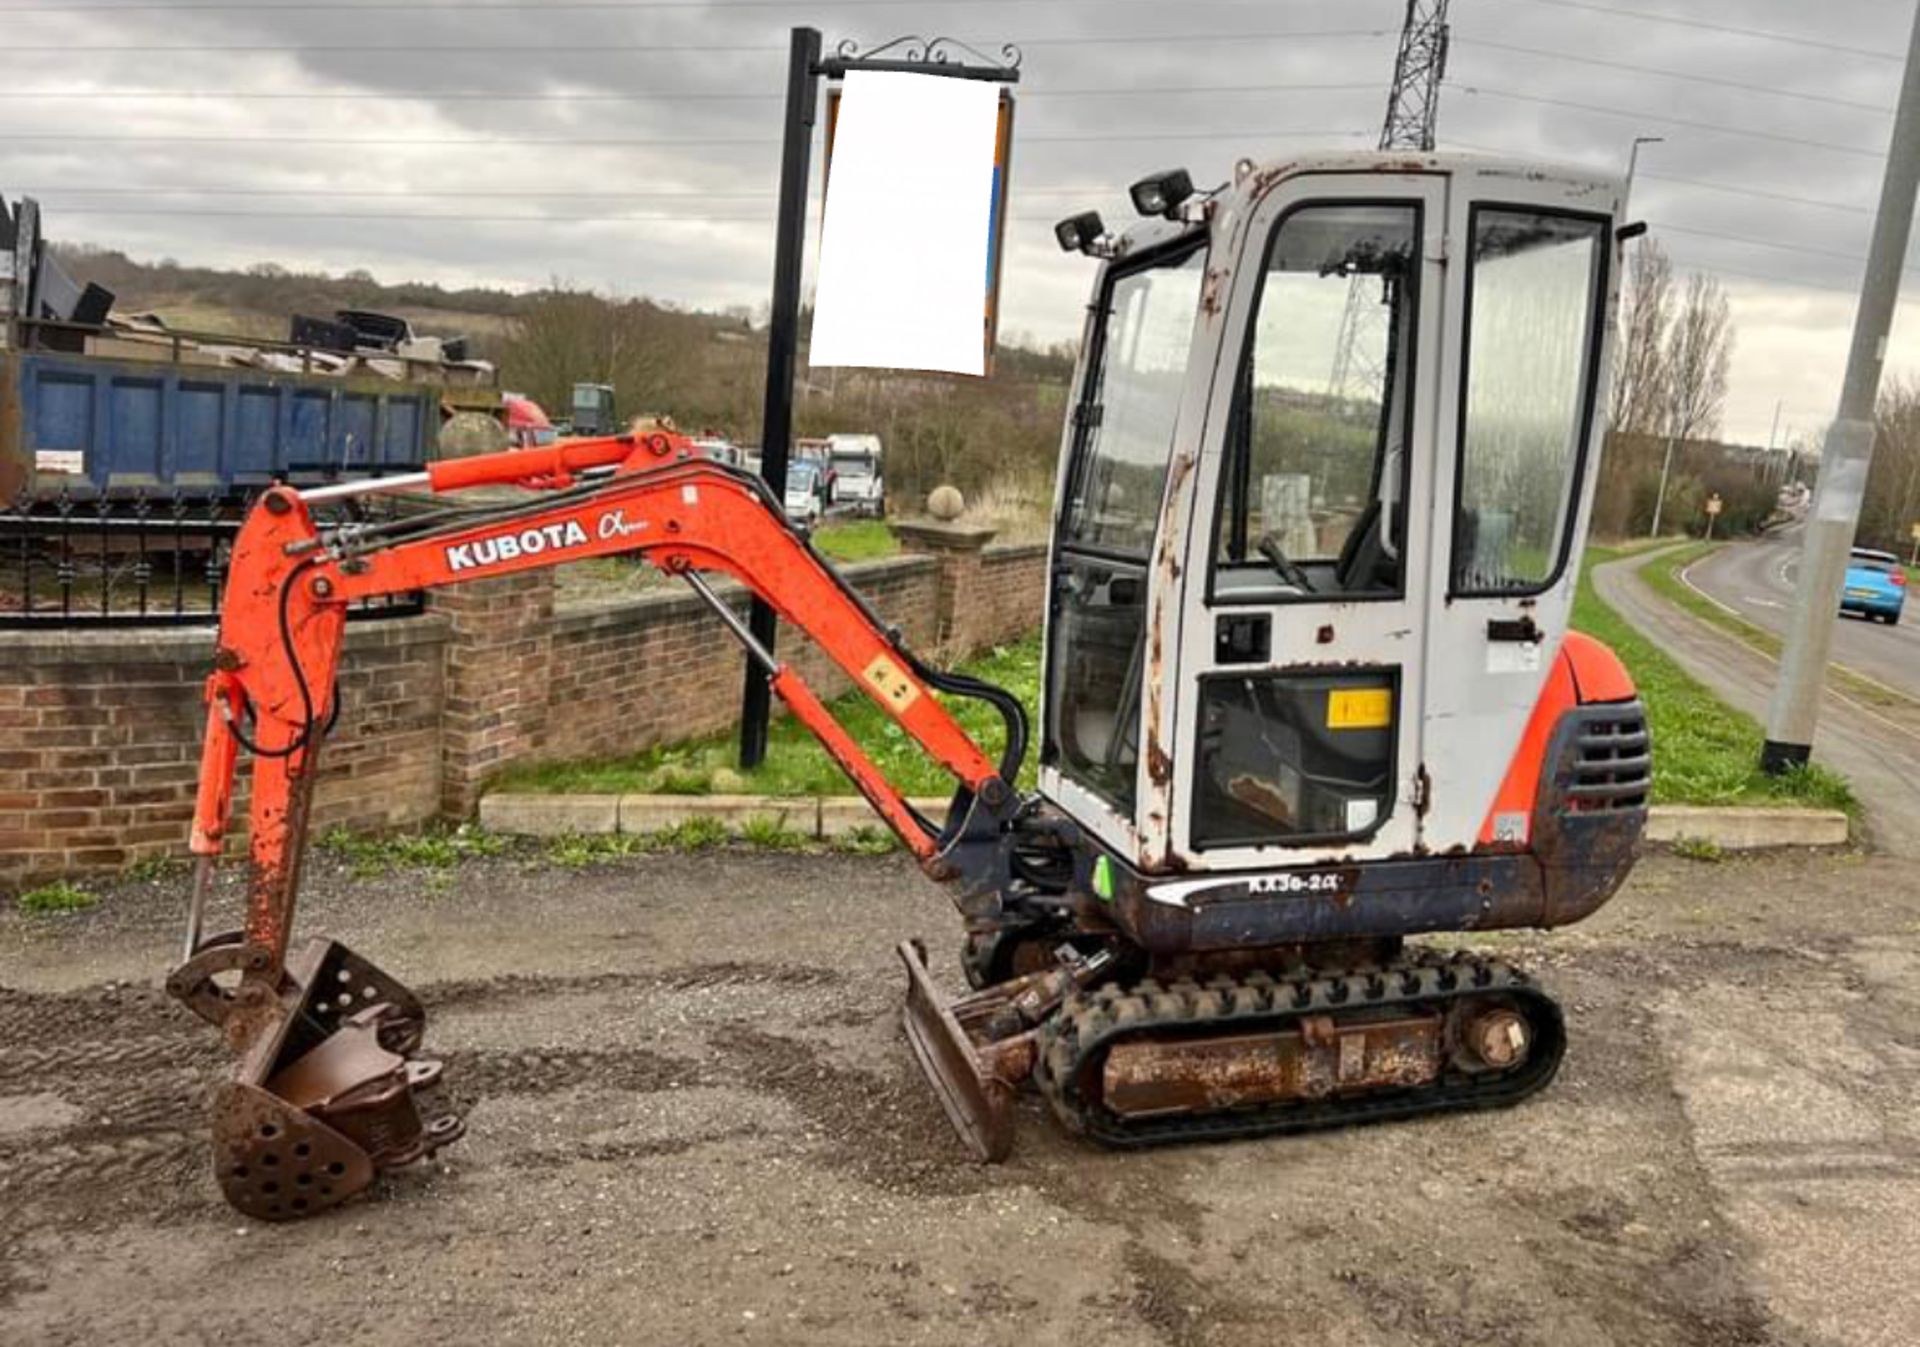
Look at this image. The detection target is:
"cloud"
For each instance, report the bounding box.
[4,0,1914,443]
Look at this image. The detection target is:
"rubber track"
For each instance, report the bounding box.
[1034,949,1565,1148]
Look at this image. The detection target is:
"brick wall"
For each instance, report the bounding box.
[0,538,1046,889]
[539,556,940,771]
[970,544,1049,650]
[0,617,448,888]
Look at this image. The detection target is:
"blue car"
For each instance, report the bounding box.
[1841,547,1906,626]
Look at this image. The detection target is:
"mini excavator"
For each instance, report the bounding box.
[169,152,1648,1220]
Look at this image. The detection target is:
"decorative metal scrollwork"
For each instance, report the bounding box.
[832,35,1023,73]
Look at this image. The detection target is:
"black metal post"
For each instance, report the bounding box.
[739,25,822,768]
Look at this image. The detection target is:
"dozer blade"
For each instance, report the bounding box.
[186,936,464,1221]
[898,939,1016,1163]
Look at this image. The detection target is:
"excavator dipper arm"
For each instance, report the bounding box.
[170,428,1029,1219]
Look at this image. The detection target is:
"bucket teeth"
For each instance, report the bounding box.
[199,937,463,1221]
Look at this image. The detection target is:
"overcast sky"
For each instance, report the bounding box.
[4,0,1915,447]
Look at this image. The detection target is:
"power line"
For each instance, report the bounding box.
[7,184,1117,199]
[1486,0,1903,62]
[26,174,1870,218]
[0,0,1321,9]
[0,81,1382,103]
[10,128,1878,220]
[20,204,1092,224]
[1651,220,1914,269]
[1456,85,1887,158]
[1453,37,1897,114]
[0,127,1371,147]
[1637,172,1874,218]
[2,29,1390,53]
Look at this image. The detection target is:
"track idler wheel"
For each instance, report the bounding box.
[170,936,463,1221]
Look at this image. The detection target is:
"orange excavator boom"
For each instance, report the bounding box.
[169,426,1030,1218]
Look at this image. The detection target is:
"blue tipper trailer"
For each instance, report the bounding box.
[1,346,443,505]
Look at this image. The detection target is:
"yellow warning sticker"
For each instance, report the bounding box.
[1327,687,1392,730]
[862,654,920,712]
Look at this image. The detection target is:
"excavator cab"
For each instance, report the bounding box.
[905,153,1647,1155]
[1037,153,1640,892]
[170,153,1647,1218]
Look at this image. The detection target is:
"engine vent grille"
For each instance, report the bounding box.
[1566,711,1650,812]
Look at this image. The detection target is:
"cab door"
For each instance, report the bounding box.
[1420,169,1617,852]
[1169,173,1447,867]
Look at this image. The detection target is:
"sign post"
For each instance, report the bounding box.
[738,33,1022,767]
[1704,493,1722,541]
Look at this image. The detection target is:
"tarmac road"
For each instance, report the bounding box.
[1679,526,1920,700]
[4,840,1919,1347]
[1595,548,1920,855]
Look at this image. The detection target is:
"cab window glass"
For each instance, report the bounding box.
[1061,244,1205,557]
[1047,240,1204,814]
[1452,210,1604,593]
[1215,203,1418,600]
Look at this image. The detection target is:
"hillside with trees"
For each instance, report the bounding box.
[53,245,1076,505]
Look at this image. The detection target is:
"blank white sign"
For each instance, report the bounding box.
[810,70,999,376]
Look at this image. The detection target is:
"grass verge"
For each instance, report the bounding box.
[1577,546,1854,813]
[491,548,1853,818]
[810,518,899,562]
[491,633,1041,799]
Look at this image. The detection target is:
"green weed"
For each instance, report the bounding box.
[126,853,186,883]
[541,815,737,868]
[831,825,901,855]
[737,814,816,851]
[17,881,97,914]
[543,832,651,868]
[655,816,731,852]
[1670,836,1726,863]
[320,823,507,878]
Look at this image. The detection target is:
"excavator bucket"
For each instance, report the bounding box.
[897,939,1110,1163]
[172,936,463,1220]
[899,940,1017,1162]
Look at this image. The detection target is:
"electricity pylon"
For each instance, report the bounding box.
[1327,1,1451,407]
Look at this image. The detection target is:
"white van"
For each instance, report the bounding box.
[827,433,885,518]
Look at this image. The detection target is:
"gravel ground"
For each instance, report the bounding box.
[2,843,1916,1346]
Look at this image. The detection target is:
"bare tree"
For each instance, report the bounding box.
[1665,271,1733,442]
[1610,240,1674,434]
[1862,377,1920,550]
[495,283,674,421]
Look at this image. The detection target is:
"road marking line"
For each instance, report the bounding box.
[1677,548,1919,711]
[1654,557,1920,750]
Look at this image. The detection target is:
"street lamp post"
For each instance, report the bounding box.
[1763,1,1920,773]
[1625,134,1664,206]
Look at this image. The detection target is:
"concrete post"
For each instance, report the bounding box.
[892,519,1000,653]
[434,569,556,814]
[1764,0,1920,773]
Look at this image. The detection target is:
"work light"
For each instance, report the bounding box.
[1054,211,1106,254]
[1129,169,1195,220]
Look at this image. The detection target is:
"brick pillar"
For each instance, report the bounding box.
[433,569,556,815]
[892,520,999,654]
